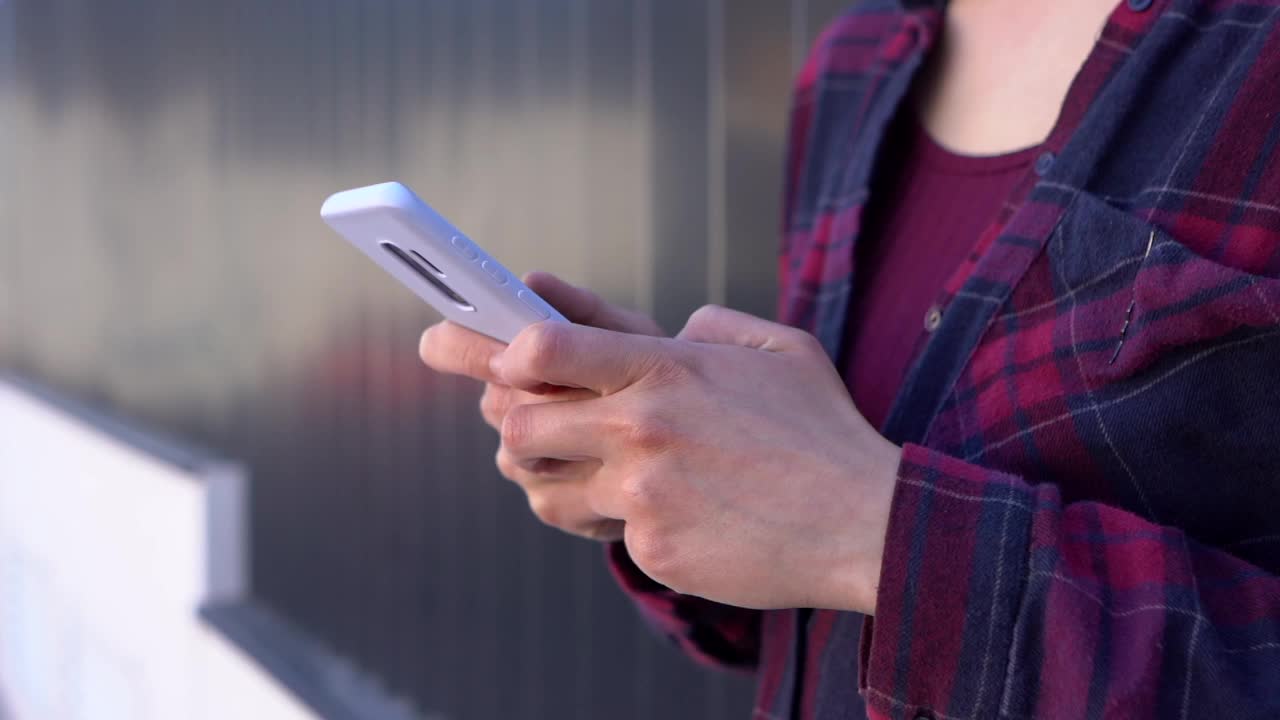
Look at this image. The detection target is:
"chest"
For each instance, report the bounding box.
[783,0,1280,556]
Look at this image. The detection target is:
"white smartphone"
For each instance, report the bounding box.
[321,182,568,343]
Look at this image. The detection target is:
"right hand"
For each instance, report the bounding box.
[418,272,664,542]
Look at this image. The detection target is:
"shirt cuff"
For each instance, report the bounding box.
[606,541,761,671]
[860,443,1036,720]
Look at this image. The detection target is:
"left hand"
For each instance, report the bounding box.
[492,305,902,613]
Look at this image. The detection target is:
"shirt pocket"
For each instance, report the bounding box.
[1048,191,1280,384]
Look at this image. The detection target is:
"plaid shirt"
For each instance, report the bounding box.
[610,0,1280,717]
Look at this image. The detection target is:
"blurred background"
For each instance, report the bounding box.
[0,1,851,718]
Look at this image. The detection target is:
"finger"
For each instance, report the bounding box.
[495,321,673,394]
[676,304,820,354]
[494,454,625,538]
[526,480,621,530]
[495,446,596,484]
[419,321,505,383]
[501,443,602,477]
[481,384,599,431]
[578,519,626,543]
[479,384,510,430]
[500,396,616,463]
[528,484,625,539]
[524,272,665,336]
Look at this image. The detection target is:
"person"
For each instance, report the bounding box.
[419,0,1280,717]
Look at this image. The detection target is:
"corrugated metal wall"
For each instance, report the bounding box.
[0,1,851,718]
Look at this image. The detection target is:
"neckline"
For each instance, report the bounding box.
[909,115,1044,175]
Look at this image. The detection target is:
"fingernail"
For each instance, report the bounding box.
[489,352,505,378]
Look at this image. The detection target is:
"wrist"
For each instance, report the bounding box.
[823,438,902,614]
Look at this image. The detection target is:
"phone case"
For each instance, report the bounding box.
[321,182,568,343]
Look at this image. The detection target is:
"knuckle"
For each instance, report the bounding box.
[528,324,569,375]
[612,398,678,453]
[512,322,564,377]
[626,409,676,453]
[689,303,725,327]
[618,468,656,509]
[681,304,729,339]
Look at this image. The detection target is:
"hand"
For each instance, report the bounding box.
[418,272,664,542]
[491,305,902,613]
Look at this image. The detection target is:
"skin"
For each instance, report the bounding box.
[419,0,1121,615]
[919,0,1120,154]
[423,275,898,613]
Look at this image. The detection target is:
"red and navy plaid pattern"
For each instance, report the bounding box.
[610,0,1280,717]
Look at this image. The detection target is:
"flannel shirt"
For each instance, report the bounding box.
[609,0,1280,718]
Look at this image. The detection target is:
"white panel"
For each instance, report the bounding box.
[0,382,317,720]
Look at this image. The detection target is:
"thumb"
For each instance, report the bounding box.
[677,305,819,354]
[523,272,665,336]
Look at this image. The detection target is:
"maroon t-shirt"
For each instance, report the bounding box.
[843,116,1040,429]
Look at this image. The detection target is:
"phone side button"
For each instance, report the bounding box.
[517,290,550,319]
[481,259,509,285]
[450,235,479,260]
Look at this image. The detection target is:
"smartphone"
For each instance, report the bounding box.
[321,182,567,343]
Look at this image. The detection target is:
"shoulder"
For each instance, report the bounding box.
[794,2,911,96]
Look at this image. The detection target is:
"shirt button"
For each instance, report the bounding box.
[924,305,944,333]
[1127,0,1153,11]
[1035,151,1056,177]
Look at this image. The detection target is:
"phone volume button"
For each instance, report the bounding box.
[481,260,508,285]
[517,290,550,319]
[449,235,479,261]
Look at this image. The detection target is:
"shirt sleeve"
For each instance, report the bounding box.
[860,444,1280,720]
[607,541,760,672]
[605,11,847,677]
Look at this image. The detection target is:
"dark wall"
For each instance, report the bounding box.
[0,1,852,718]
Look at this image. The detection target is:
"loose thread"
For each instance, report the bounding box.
[1109,230,1156,366]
